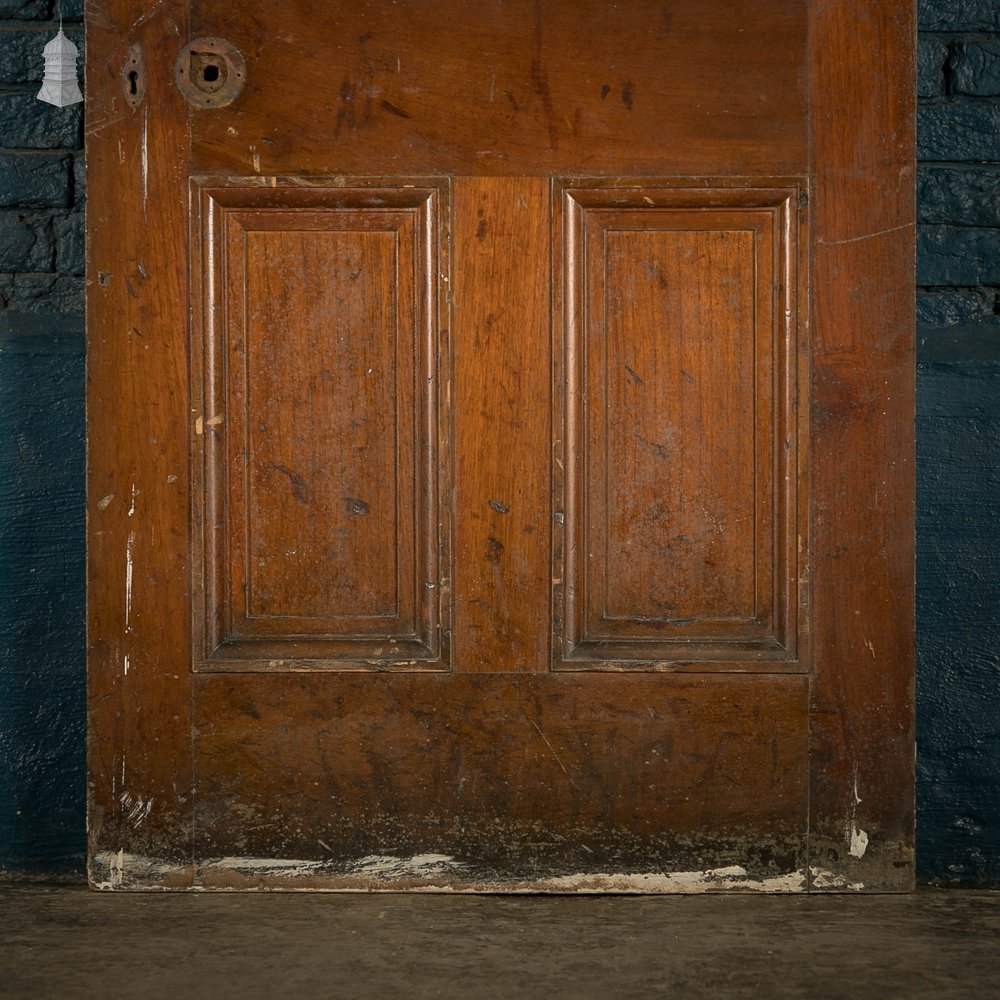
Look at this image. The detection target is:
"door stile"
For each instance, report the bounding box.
[87,0,195,887]
[807,0,916,891]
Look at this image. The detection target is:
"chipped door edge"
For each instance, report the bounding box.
[90,852,866,893]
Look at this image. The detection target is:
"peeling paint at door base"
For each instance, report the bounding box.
[91,851,866,894]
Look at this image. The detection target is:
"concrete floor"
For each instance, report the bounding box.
[1,886,998,999]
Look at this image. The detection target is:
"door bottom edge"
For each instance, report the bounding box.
[89,850,869,894]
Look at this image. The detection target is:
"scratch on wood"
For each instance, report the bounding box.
[819,222,914,248]
[129,0,168,33]
[530,719,571,780]
[141,108,149,215]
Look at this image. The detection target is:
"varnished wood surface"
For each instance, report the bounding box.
[191,181,447,668]
[86,0,194,878]
[189,0,808,179]
[86,0,914,891]
[193,672,809,878]
[556,184,802,667]
[807,0,916,889]
[451,178,552,672]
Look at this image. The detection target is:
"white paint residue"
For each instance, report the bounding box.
[108,848,125,888]
[124,531,134,630]
[348,854,466,878]
[123,653,130,675]
[128,484,138,517]
[849,826,869,859]
[207,857,326,879]
[91,851,188,890]
[140,108,149,213]
[809,867,865,892]
[536,867,807,894]
[89,853,867,894]
[97,493,115,510]
[847,763,867,857]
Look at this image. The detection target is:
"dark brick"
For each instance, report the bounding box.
[0,272,83,314]
[71,152,84,206]
[0,154,71,208]
[919,103,1000,161]
[952,41,1000,97]
[0,27,80,85]
[0,29,46,84]
[0,1,50,18]
[0,92,82,150]
[0,212,53,271]
[61,0,82,18]
[53,212,82,275]
[917,290,996,328]
[919,167,1000,226]
[919,0,1000,31]
[918,226,1000,286]
[918,37,949,99]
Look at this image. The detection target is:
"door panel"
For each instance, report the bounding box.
[192,181,447,668]
[87,0,915,892]
[192,672,809,889]
[555,184,802,668]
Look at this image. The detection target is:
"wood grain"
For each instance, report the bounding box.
[189,0,808,178]
[86,0,194,881]
[451,178,551,672]
[87,0,914,892]
[191,181,448,668]
[807,0,916,890]
[193,671,809,883]
[556,184,802,668]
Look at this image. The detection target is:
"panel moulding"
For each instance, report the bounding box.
[552,181,806,672]
[189,178,450,672]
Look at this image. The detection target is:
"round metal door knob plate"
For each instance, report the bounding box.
[175,37,245,109]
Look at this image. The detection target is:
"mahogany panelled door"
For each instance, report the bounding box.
[87,0,915,891]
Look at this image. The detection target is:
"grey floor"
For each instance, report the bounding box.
[1,885,999,999]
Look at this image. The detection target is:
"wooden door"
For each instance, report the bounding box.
[87,0,916,891]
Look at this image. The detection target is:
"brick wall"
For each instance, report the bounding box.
[0,0,86,878]
[0,1,83,314]
[916,0,1000,886]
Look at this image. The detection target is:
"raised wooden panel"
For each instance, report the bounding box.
[191,180,449,670]
[554,183,804,669]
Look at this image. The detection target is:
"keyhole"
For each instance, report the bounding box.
[202,63,220,83]
[128,70,139,96]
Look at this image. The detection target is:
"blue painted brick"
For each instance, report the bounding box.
[919,0,1000,31]
[72,152,84,205]
[919,104,1000,161]
[952,41,1000,97]
[918,167,1000,226]
[0,154,71,209]
[54,213,82,275]
[918,227,1000,286]
[0,28,46,84]
[0,212,53,271]
[918,37,949,98]
[0,273,83,314]
[0,1,50,18]
[917,290,996,329]
[0,93,82,150]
